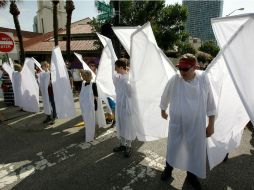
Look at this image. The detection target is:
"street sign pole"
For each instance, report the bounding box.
[5,53,10,64]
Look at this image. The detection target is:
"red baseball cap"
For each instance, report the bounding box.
[176,59,197,69]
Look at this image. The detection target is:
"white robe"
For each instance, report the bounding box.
[12,71,22,107]
[79,82,106,142]
[114,73,136,141]
[160,71,216,178]
[38,71,51,115]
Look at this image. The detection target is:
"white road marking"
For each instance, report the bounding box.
[0,128,115,189]
[119,150,165,190]
[95,153,115,163]
[1,128,166,190]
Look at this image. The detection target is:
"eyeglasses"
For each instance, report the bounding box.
[178,67,192,72]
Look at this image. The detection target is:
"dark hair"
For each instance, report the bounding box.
[115,58,129,70]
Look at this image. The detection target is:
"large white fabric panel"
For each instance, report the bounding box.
[96,33,117,99]
[130,22,175,141]
[212,15,250,48]
[51,47,75,119]
[112,26,139,55]
[20,58,39,113]
[220,18,254,124]
[206,54,249,169]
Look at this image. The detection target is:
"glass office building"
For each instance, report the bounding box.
[183,0,223,42]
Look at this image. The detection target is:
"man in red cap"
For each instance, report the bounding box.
[160,53,216,190]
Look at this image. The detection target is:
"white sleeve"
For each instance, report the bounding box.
[205,74,216,116]
[160,75,175,111]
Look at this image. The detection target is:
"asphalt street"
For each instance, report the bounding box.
[0,101,253,190]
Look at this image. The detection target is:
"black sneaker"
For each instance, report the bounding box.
[223,153,229,162]
[113,145,126,152]
[186,173,202,190]
[124,147,132,158]
[160,168,172,181]
[49,118,55,125]
[110,121,116,128]
[43,116,51,124]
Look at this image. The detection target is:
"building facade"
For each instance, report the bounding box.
[34,0,67,33]
[183,0,223,42]
[26,18,101,64]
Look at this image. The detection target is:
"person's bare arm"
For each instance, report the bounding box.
[161,110,168,120]
[206,115,215,137]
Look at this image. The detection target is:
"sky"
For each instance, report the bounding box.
[0,0,254,32]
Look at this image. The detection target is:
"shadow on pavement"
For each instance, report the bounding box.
[201,154,254,190]
[1,105,172,190]
[0,113,86,163]
[10,137,179,190]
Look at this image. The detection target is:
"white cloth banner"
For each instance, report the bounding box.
[130,22,177,141]
[212,14,254,124]
[32,57,43,72]
[206,14,254,169]
[112,26,139,55]
[206,54,249,169]
[96,33,117,99]
[20,58,39,113]
[9,58,14,69]
[74,52,96,80]
[51,46,75,119]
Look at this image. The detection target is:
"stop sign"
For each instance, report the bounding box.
[0,32,15,53]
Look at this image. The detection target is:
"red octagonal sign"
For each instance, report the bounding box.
[0,32,15,53]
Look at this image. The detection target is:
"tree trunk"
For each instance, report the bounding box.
[10,1,25,64]
[65,0,75,61]
[52,0,59,46]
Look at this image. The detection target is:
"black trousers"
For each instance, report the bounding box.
[165,162,197,178]
[49,94,57,119]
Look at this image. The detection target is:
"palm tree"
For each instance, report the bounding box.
[52,0,59,46]
[65,0,75,61]
[0,0,8,8]
[9,0,25,64]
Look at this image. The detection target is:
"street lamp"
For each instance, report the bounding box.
[226,8,244,16]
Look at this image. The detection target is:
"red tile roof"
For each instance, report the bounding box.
[58,24,93,35]
[2,18,98,53]
[25,40,98,52]
[58,17,93,34]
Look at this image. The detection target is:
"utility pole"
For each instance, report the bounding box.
[112,0,121,58]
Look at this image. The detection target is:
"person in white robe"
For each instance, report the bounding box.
[12,64,22,109]
[112,58,135,158]
[160,54,216,190]
[38,61,52,124]
[79,70,104,142]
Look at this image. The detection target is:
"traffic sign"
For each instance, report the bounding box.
[95,1,114,21]
[95,1,112,13]
[98,12,113,21]
[0,32,15,53]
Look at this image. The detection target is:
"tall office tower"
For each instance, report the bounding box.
[33,0,67,33]
[183,0,223,42]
